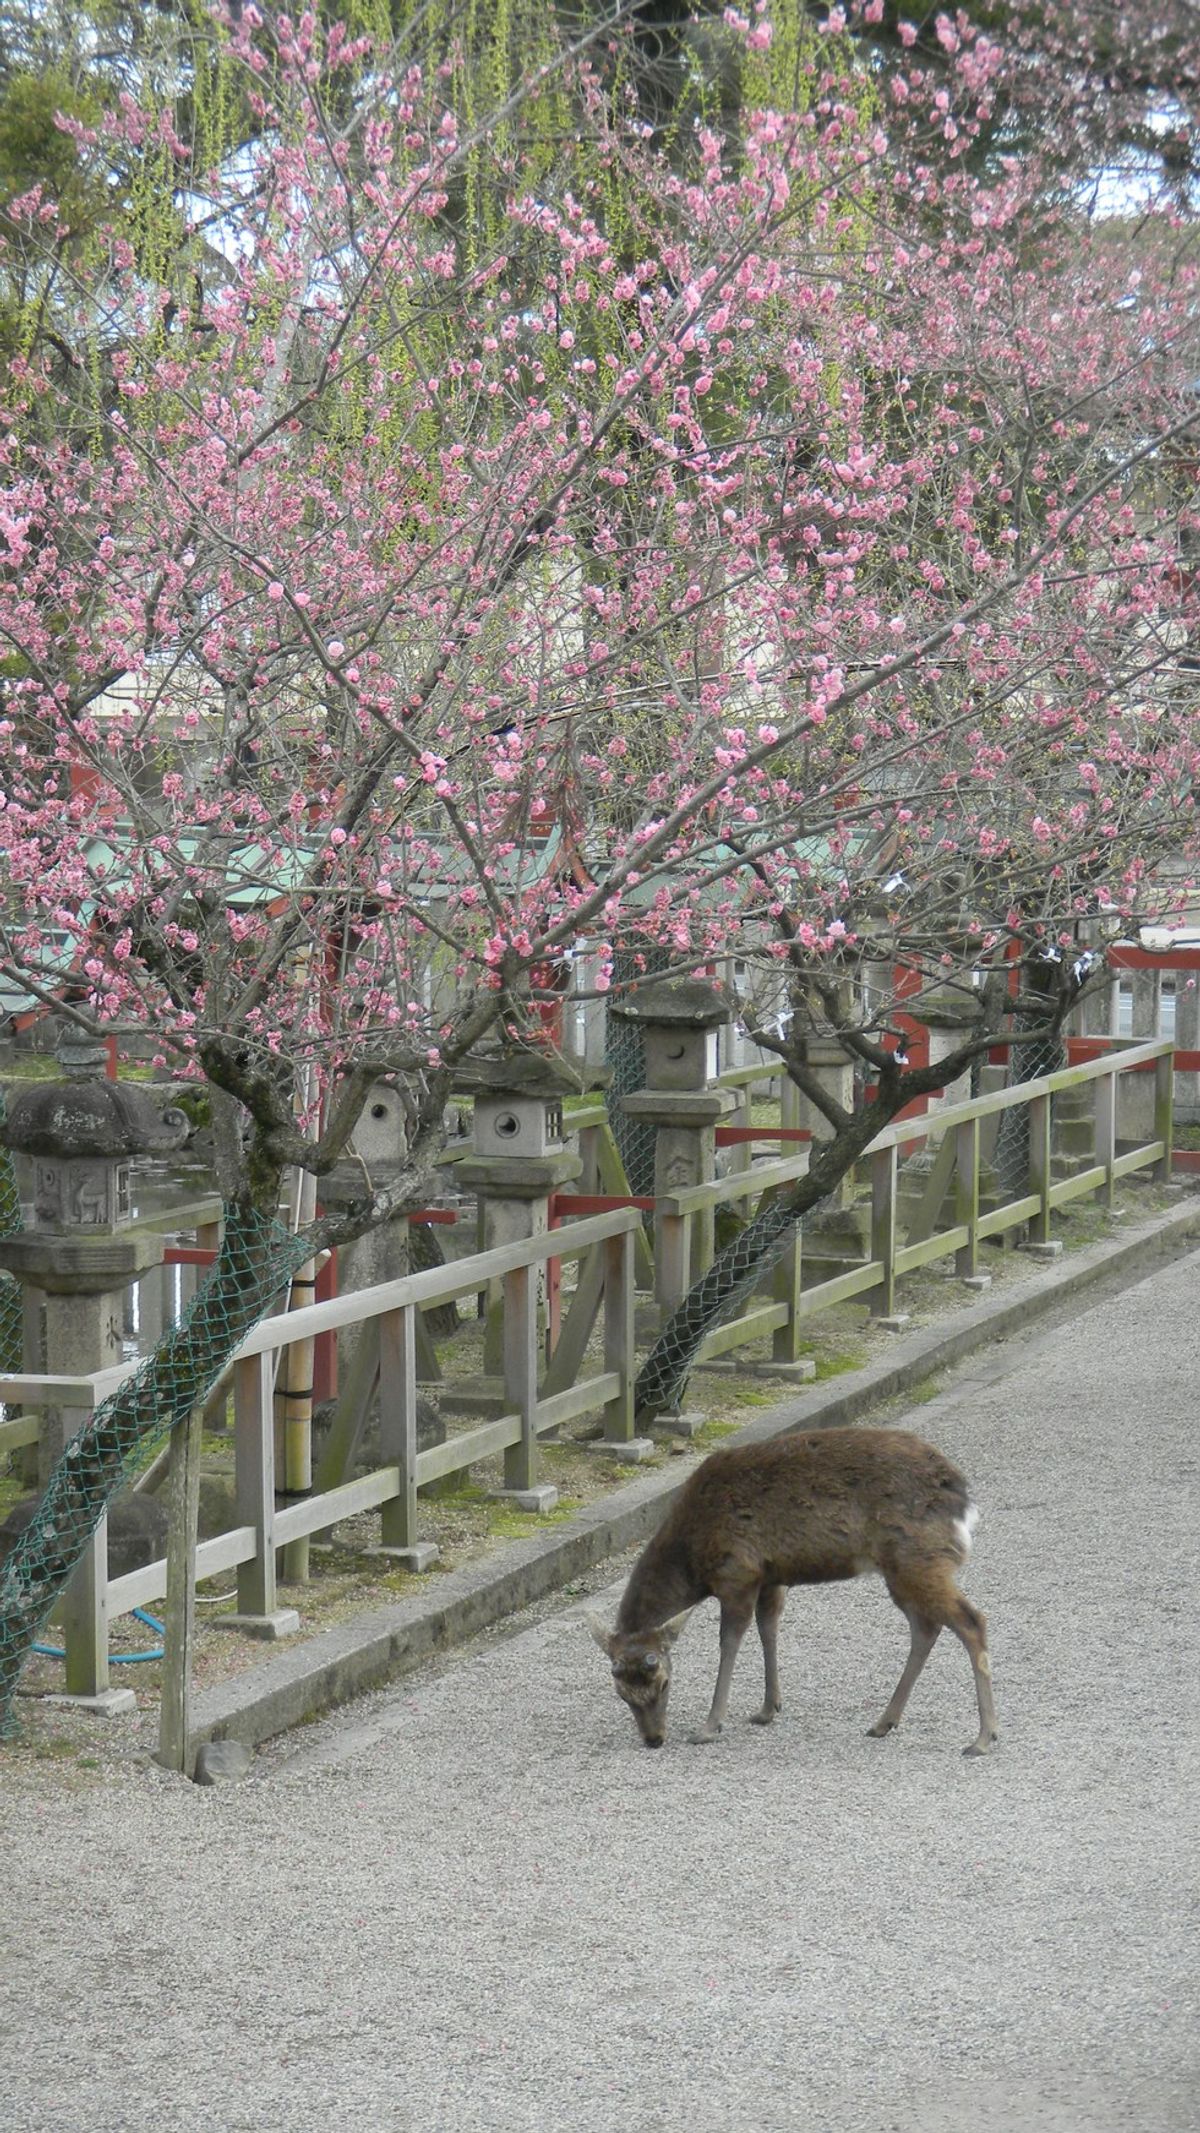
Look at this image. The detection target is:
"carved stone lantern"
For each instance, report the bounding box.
[346,1079,410,1169]
[613,980,735,1319]
[0,1028,189,1711]
[453,1052,599,1508]
[472,1073,567,1161]
[0,1031,189,1293]
[454,1050,587,1216]
[612,977,728,1092]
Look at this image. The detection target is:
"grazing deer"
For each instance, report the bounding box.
[588,1427,997,1756]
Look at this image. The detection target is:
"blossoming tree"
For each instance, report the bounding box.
[1,0,1199,1711]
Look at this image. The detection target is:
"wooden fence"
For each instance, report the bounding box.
[0,1038,1174,1741]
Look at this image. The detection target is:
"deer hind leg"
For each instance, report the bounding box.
[948,1590,998,1757]
[867,1610,941,1740]
[689,1584,757,1744]
[874,1560,999,1757]
[749,1583,786,1727]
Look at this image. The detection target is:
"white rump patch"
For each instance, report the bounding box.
[954,1503,980,1556]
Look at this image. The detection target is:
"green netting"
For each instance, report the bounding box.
[0,1088,24,1372]
[993,1020,1064,1201]
[0,1202,312,1735]
[605,946,672,1196]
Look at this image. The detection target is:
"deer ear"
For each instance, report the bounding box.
[584,1611,616,1657]
[658,1607,694,1646]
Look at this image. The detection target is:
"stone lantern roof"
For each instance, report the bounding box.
[451,1050,609,1100]
[609,979,732,1030]
[0,1032,190,1162]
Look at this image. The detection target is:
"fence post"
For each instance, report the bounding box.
[954,1116,980,1279]
[771,1219,803,1361]
[156,1402,203,1776]
[602,1227,635,1442]
[1028,1092,1052,1245]
[1154,1049,1175,1183]
[139,1264,165,1354]
[227,1350,299,1638]
[59,1492,117,1703]
[1095,1065,1117,1210]
[731,1082,753,1178]
[657,1209,689,1316]
[500,1263,540,1499]
[869,1144,898,1318]
[578,1121,599,1196]
[377,1304,429,1565]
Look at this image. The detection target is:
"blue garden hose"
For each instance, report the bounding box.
[33,1608,165,1664]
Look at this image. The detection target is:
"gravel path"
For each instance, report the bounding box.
[3,1248,1199,2133]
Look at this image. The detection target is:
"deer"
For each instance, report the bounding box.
[588,1426,998,1756]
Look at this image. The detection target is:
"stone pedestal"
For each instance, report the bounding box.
[454,1147,582,1399]
[621,1086,735,1312]
[795,1030,869,1281]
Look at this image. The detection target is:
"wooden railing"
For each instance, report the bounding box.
[645,1038,1174,1357]
[1,1041,1173,1705]
[1,1207,641,1694]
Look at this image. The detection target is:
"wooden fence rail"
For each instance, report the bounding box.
[0,1043,1173,1712]
[1,1208,642,1698]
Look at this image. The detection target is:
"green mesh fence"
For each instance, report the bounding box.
[0,1088,24,1372]
[0,1203,312,1735]
[605,947,672,1195]
[993,1021,1065,1201]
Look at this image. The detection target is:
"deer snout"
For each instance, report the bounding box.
[614,1663,671,1747]
[628,1695,669,1747]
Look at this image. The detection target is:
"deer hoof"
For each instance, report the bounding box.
[962,1733,998,1757]
[748,1706,778,1727]
[687,1724,723,1745]
[866,1718,897,1738]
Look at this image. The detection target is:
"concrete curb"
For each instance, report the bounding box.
[191,1193,1200,1754]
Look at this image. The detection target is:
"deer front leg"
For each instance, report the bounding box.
[749,1583,786,1726]
[689,1591,755,1744]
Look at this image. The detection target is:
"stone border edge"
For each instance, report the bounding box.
[190,1196,1200,1755]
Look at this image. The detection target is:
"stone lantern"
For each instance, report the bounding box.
[0,1030,189,1300]
[472,1079,568,1159]
[622,978,727,1092]
[455,1050,585,1185]
[613,980,735,1316]
[0,1029,189,1709]
[453,1052,598,1508]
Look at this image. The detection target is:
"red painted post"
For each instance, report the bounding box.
[312,1248,338,1405]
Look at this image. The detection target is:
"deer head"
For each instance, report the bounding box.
[587,1610,693,1747]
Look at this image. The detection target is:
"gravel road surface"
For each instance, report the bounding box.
[3,1248,1198,2133]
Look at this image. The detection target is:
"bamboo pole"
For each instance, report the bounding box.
[279,1052,320,1584]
